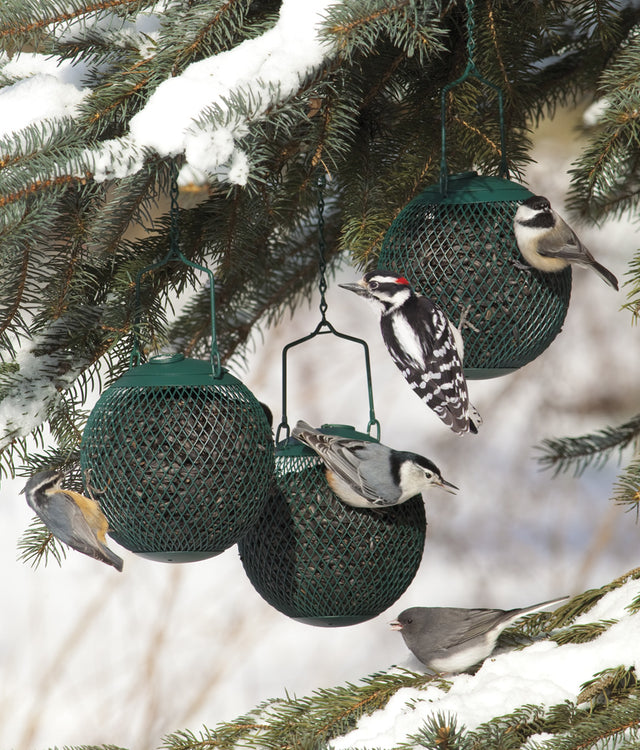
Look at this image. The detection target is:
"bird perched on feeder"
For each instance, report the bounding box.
[513,195,618,290]
[339,271,481,435]
[390,596,568,674]
[21,470,123,571]
[291,420,457,508]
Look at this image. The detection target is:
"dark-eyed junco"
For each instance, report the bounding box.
[291,420,457,508]
[390,596,567,673]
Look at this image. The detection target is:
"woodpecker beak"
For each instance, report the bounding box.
[338,279,370,297]
[389,620,403,631]
[437,477,459,494]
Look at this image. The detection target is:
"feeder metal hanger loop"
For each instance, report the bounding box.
[440,0,508,195]
[130,159,222,377]
[276,170,380,444]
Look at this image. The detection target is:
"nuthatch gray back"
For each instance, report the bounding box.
[513,195,618,290]
[291,420,457,509]
[21,470,123,571]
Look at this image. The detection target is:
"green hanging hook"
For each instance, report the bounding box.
[276,170,380,443]
[130,159,222,376]
[440,0,509,194]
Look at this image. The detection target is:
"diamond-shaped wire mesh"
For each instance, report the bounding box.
[379,179,572,378]
[80,382,274,562]
[239,449,426,626]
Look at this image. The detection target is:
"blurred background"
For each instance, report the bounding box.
[1,103,638,750]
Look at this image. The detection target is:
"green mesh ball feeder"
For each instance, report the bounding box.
[379,0,571,379]
[239,426,426,627]
[379,172,571,379]
[239,172,426,626]
[80,164,274,563]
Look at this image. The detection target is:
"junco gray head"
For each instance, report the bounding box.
[390,596,567,674]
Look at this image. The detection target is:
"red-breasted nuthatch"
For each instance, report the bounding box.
[339,271,481,435]
[291,420,457,508]
[390,595,568,673]
[513,195,618,290]
[21,470,123,571]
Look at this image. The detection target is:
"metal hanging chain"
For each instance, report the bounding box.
[440,0,508,192]
[130,160,221,375]
[168,159,182,260]
[276,170,380,443]
[316,170,329,323]
[465,0,477,73]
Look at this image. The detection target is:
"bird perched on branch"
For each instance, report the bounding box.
[21,470,123,571]
[291,420,457,508]
[339,271,481,434]
[513,195,618,290]
[390,596,568,674]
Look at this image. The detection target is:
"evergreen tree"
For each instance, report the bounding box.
[2,0,639,482]
[2,1,640,747]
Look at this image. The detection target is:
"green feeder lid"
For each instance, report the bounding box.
[421,171,534,205]
[113,353,243,388]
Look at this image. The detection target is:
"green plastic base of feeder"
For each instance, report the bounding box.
[464,366,517,380]
[118,547,225,564]
[293,615,378,628]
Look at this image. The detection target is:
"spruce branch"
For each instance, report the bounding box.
[549,620,617,647]
[17,516,67,569]
[0,0,153,43]
[536,414,640,477]
[404,711,472,750]
[577,666,637,709]
[611,455,640,518]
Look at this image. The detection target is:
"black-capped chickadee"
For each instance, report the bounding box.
[513,195,618,290]
[390,596,568,674]
[21,470,123,571]
[339,271,481,435]
[291,420,458,508]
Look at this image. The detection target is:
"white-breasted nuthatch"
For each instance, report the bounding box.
[21,470,123,571]
[513,195,618,290]
[390,596,568,674]
[339,271,481,435]
[291,420,457,508]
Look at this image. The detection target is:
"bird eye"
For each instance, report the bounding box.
[424,470,433,480]
[369,280,379,290]
[407,617,413,624]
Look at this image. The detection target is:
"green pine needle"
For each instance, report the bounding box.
[17,517,67,569]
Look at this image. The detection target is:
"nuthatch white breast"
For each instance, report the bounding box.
[390,595,568,674]
[21,470,123,571]
[513,195,618,290]
[291,420,457,509]
[339,271,481,435]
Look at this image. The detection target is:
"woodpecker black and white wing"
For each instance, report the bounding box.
[380,296,478,435]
